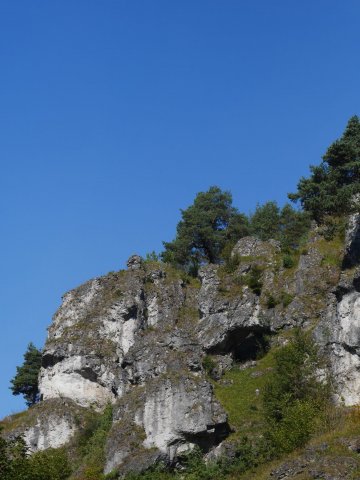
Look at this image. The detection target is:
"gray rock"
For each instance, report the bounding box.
[35,263,230,475]
[315,214,360,405]
[1,399,89,453]
[127,254,143,270]
[231,236,280,258]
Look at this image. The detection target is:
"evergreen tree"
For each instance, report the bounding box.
[279,204,311,251]
[249,201,280,240]
[289,116,360,221]
[10,343,42,407]
[162,186,249,271]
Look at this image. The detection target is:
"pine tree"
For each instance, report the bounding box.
[162,186,249,271]
[289,116,360,221]
[10,343,42,407]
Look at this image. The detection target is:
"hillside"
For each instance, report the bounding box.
[3,117,360,479]
[2,213,360,479]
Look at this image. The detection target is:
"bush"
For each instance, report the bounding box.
[202,355,216,375]
[245,265,263,295]
[29,448,71,480]
[77,404,113,479]
[266,294,278,309]
[282,255,295,269]
[280,291,294,307]
[0,433,71,480]
[262,330,331,455]
[223,253,240,274]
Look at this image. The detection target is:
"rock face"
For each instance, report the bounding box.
[1,399,89,452]
[35,258,232,474]
[315,213,360,405]
[5,221,360,476]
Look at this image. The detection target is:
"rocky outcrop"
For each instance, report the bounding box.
[34,261,231,473]
[5,223,360,476]
[269,444,359,480]
[1,399,89,452]
[314,214,360,405]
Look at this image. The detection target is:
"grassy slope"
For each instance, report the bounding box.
[212,348,277,442]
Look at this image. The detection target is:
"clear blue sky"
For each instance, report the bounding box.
[1,0,360,418]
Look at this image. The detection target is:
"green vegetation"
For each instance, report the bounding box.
[213,347,276,440]
[266,294,278,309]
[202,355,216,375]
[289,115,360,221]
[249,202,311,250]
[161,191,311,275]
[262,330,332,456]
[282,254,295,269]
[122,332,335,480]
[244,265,263,295]
[161,118,360,271]
[161,186,249,273]
[72,404,113,479]
[0,432,71,480]
[10,343,42,407]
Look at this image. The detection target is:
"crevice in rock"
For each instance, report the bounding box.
[342,343,359,356]
[124,305,138,321]
[343,230,360,269]
[353,276,360,292]
[75,367,98,382]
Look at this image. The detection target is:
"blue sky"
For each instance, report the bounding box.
[1,0,360,417]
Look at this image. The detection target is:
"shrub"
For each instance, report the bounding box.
[29,448,71,480]
[245,265,263,295]
[266,294,278,309]
[202,355,216,375]
[282,255,295,269]
[77,404,113,479]
[262,330,331,455]
[279,291,294,307]
[223,253,241,274]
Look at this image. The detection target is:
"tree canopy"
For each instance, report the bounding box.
[10,342,42,407]
[289,116,360,221]
[161,186,249,271]
[249,201,310,250]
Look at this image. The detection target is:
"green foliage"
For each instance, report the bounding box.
[162,186,249,272]
[262,330,331,455]
[282,254,295,269]
[250,202,280,241]
[244,265,263,295]
[0,432,70,480]
[279,203,311,251]
[223,252,241,273]
[266,294,278,309]
[77,404,113,479]
[202,355,216,375]
[289,115,360,221]
[144,251,160,262]
[10,343,42,407]
[249,202,310,250]
[28,448,71,480]
[123,441,260,480]
[279,291,294,307]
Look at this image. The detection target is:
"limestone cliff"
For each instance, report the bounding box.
[3,215,360,478]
